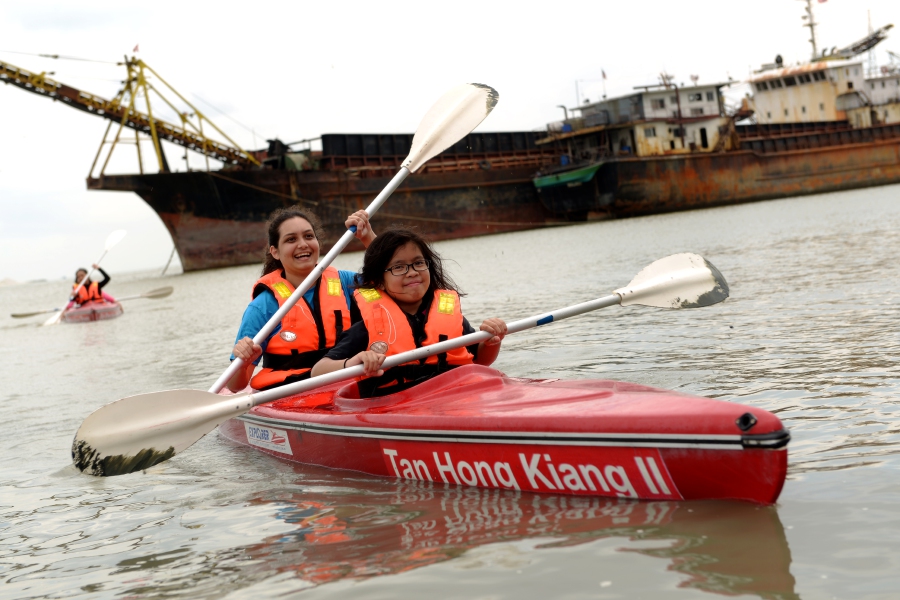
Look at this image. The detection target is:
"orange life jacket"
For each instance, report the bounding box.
[250,267,351,390]
[73,281,102,305]
[354,287,474,396]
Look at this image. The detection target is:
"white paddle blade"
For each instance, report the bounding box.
[614,253,729,309]
[43,309,65,326]
[144,286,174,299]
[105,229,127,250]
[402,83,499,173]
[72,389,251,477]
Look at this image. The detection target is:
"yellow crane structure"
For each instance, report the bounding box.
[0,56,260,176]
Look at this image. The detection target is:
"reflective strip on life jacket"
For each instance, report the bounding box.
[250,266,351,390]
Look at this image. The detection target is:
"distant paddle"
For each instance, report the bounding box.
[113,286,174,302]
[12,286,172,318]
[43,229,127,326]
[207,83,500,394]
[72,253,729,477]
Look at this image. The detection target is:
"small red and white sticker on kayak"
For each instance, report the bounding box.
[381,442,681,500]
[244,422,293,454]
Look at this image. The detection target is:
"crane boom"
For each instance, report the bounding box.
[0,58,259,168]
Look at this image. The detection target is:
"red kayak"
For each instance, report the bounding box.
[219,365,789,504]
[61,300,124,323]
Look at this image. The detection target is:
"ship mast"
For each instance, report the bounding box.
[800,0,819,60]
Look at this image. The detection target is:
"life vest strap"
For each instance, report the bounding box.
[261,348,331,371]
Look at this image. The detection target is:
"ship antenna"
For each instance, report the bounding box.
[800,0,819,60]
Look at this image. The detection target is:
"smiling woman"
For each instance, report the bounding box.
[310,228,508,398]
[227,206,377,392]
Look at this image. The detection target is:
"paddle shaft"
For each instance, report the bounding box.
[243,293,621,407]
[208,167,411,393]
[114,287,173,301]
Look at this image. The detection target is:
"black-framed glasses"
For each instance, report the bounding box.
[385,260,430,276]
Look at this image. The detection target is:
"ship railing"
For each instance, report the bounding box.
[740,121,900,154]
[319,150,559,176]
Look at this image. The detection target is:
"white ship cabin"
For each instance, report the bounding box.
[749,60,865,124]
[539,82,733,158]
[847,71,900,127]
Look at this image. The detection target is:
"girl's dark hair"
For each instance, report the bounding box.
[262,206,322,275]
[75,268,87,282]
[357,228,463,295]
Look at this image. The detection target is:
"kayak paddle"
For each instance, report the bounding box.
[207,83,499,394]
[113,286,174,302]
[12,286,172,318]
[43,229,127,326]
[72,252,729,477]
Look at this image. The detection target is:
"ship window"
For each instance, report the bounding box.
[799,74,812,83]
[767,111,772,118]
[784,108,789,116]
[670,96,678,104]
[756,82,768,91]
[688,93,702,102]
[784,76,797,86]
[848,81,854,90]
[802,106,806,113]
[672,110,678,117]
[644,127,656,137]
[651,98,665,109]
[845,68,849,76]
[690,108,704,116]
[706,91,714,101]
[770,79,784,89]
[820,102,825,110]
[882,81,886,88]
[670,140,676,150]
[871,82,876,89]
[886,111,890,120]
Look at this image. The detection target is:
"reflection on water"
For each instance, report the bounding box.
[235,476,797,599]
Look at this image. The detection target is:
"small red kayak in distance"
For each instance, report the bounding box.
[61,300,124,323]
[219,365,789,504]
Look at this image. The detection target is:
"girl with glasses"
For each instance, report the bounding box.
[311,228,507,398]
[227,207,376,392]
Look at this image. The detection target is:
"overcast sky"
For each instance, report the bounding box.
[2,0,898,282]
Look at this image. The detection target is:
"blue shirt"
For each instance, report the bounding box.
[231,269,360,365]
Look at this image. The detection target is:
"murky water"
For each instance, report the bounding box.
[2,184,899,599]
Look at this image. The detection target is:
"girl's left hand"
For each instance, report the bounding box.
[345,210,376,246]
[479,318,507,346]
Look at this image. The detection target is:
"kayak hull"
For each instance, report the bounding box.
[61,301,123,323]
[219,365,789,504]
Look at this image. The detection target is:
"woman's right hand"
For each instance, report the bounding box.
[233,336,262,363]
[346,350,386,377]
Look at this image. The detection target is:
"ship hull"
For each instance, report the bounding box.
[89,124,900,272]
[611,137,900,216]
[537,123,900,218]
[90,165,557,272]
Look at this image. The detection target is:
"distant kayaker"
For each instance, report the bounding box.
[310,228,507,398]
[68,264,116,308]
[227,207,376,392]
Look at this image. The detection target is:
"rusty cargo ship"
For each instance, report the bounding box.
[2,10,899,271]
